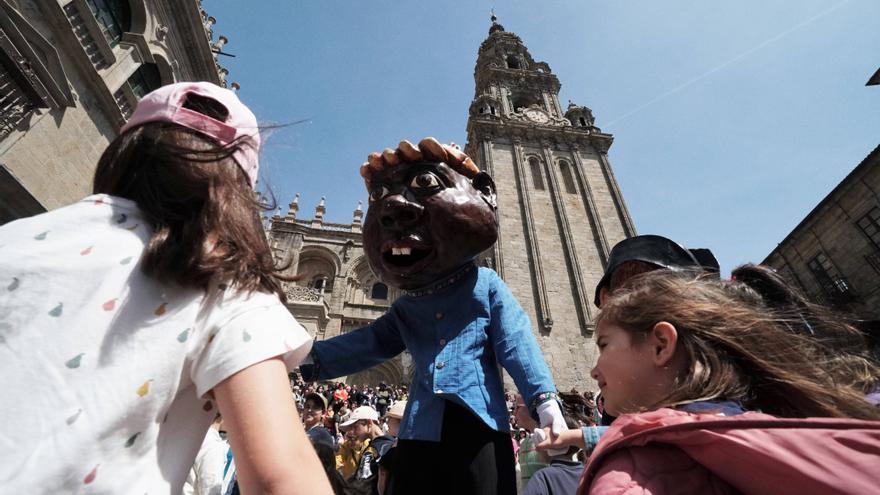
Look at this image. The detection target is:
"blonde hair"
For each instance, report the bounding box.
[597,269,880,420]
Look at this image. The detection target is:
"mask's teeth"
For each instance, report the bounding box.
[399,246,412,255]
[392,247,401,255]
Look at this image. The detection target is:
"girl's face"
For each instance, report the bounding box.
[591,320,675,416]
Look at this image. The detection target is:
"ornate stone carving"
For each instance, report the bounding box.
[155,24,169,41]
[286,284,322,302]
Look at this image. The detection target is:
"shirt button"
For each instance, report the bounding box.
[436,361,445,369]
[439,339,447,346]
[435,312,443,320]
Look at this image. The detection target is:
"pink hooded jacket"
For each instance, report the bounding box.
[578,408,880,495]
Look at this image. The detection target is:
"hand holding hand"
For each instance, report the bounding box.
[533,427,584,454]
[537,399,566,435]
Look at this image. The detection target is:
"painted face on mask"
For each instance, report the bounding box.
[363,160,498,290]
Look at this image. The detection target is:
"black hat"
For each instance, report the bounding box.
[594,235,703,307]
[688,248,720,274]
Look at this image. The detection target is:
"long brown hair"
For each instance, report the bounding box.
[597,269,880,420]
[731,264,879,393]
[93,94,290,300]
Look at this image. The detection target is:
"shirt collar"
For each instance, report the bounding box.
[402,262,476,298]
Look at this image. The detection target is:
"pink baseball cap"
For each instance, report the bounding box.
[120,82,261,187]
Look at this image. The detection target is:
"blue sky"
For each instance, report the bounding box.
[208,0,879,274]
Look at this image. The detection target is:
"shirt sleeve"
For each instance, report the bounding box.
[486,273,557,413]
[305,309,406,380]
[191,293,312,398]
[581,426,609,457]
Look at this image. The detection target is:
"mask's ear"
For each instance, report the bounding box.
[472,172,497,210]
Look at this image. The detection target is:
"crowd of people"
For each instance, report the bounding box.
[2,81,878,494]
[185,380,606,494]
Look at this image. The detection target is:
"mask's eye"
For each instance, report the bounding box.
[409,172,441,190]
[369,185,391,202]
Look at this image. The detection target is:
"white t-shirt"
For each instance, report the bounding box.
[182,428,228,495]
[0,195,312,494]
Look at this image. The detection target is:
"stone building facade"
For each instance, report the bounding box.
[763,145,880,320]
[0,0,231,224]
[269,21,635,390]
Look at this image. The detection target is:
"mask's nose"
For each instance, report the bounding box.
[379,194,424,230]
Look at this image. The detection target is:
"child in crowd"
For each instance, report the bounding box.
[0,82,330,494]
[522,413,584,495]
[539,267,880,494]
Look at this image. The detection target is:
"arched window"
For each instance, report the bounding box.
[371,283,388,300]
[310,277,326,291]
[85,0,131,46]
[559,161,577,194]
[506,55,521,69]
[128,63,162,99]
[579,117,587,126]
[528,157,545,190]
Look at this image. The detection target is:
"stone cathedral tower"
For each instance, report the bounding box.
[464,18,636,388]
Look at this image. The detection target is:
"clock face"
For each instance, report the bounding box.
[524,108,550,124]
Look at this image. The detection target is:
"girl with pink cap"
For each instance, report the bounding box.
[0,82,332,494]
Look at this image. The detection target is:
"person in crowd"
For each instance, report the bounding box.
[730,264,880,397]
[310,439,357,495]
[383,400,407,438]
[593,234,715,309]
[301,138,566,495]
[522,414,584,495]
[593,234,719,427]
[375,400,406,495]
[183,414,229,495]
[340,406,394,495]
[582,391,600,426]
[293,385,305,409]
[304,391,336,449]
[537,268,880,494]
[334,382,350,405]
[513,394,549,490]
[336,429,364,480]
[375,382,392,417]
[0,82,330,494]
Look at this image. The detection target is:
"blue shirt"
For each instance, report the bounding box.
[522,459,584,495]
[303,266,557,442]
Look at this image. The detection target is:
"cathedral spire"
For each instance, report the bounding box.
[489,8,504,34]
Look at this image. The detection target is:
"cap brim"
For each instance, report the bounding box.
[594,235,701,307]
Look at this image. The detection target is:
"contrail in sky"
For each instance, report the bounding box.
[605,0,850,127]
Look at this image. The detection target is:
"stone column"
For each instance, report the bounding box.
[511,138,553,331]
[570,144,610,266]
[480,138,504,279]
[595,145,636,237]
[541,141,592,327]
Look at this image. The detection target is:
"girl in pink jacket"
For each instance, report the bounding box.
[541,266,880,494]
